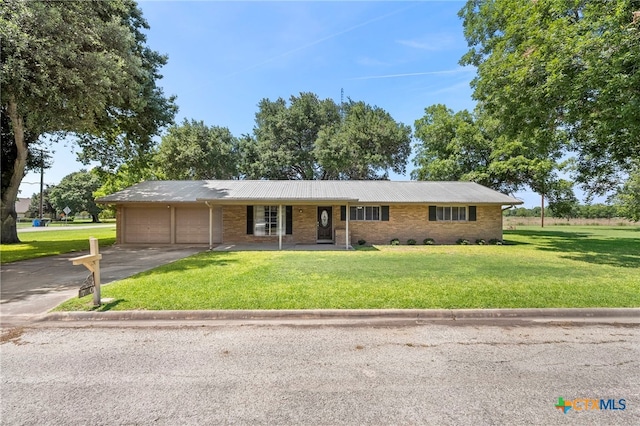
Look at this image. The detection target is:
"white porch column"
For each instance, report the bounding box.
[278,204,283,250]
[206,202,213,250]
[345,202,349,250]
[170,206,176,244]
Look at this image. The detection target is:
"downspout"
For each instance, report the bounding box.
[205,201,213,250]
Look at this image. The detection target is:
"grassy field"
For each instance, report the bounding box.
[503,216,635,227]
[16,219,116,228]
[55,226,640,311]
[0,226,116,264]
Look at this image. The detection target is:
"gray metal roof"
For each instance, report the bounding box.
[97,180,523,205]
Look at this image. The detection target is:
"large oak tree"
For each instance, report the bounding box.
[245,92,411,180]
[412,103,572,210]
[49,170,104,223]
[1,0,176,243]
[459,0,640,195]
[156,119,240,180]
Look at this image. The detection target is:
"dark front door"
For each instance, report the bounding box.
[317,206,333,242]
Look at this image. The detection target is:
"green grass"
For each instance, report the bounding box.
[17,219,115,228]
[0,226,116,263]
[55,226,640,311]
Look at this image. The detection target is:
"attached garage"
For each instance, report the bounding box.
[123,206,171,244]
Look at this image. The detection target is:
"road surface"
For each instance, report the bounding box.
[2,322,638,425]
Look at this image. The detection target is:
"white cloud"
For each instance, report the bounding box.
[397,33,458,51]
[355,56,391,67]
[350,66,474,81]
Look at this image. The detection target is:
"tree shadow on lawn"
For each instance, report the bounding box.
[507,229,640,268]
[129,252,240,279]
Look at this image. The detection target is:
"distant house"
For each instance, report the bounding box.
[97,180,522,248]
[15,198,31,219]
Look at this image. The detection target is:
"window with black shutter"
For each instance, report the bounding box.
[286,206,293,235]
[469,206,477,221]
[428,206,437,221]
[381,206,389,221]
[246,206,254,234]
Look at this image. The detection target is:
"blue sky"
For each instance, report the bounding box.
[20,0,547,207]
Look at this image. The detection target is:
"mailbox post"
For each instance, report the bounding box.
[69,237,103,306]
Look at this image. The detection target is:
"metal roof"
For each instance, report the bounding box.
[97,180,523,205]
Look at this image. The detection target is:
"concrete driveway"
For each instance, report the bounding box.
[1,245,205,323]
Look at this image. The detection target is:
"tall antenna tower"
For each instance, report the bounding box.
[340,88,345,118]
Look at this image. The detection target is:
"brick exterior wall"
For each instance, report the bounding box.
[336,205,502,245]
[221,204,503,245]
[117,203,504,246]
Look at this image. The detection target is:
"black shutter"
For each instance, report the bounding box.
[381,206,389,221]
[428,206,437,221]
[469,206,477,221]
[340,206,346,221]
[286,206,293,235]
[246,206,253,234]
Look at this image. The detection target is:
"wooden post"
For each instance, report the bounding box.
[70,237,103,306]
[89,237,101,306]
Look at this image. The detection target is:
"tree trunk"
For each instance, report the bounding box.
[1,99,30,244]
[91,214,101,223]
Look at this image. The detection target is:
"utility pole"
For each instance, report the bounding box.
[39,149,44,220]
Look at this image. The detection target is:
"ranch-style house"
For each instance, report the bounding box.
[96,180,523,249]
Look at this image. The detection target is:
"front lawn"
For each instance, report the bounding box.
[55,226,640,311]
[0,226,116,264]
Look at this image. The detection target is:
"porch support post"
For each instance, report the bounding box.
[278,204,283,250]
[170,205,176,244]
[345,202,349,250]
[206,202,213,250]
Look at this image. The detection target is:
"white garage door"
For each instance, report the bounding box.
[124,207,171,244]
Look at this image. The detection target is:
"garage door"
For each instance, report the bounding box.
[176,206,209,244]
[124,207,171,244]
[175,206,222,244]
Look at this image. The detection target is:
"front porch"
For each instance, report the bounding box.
[212,243,353,251]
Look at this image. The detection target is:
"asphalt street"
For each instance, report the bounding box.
[2,323,638,425]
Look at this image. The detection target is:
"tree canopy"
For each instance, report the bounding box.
[316,100,412,180]
[244,92,411,180]
[247,92,342,180]
[616,167,640,222]
[26,187,56,219]
[1,0,176,243]
[458,0,640,194]
[412,104,563,196]
[156,119,240,180]
[49,170,104,223]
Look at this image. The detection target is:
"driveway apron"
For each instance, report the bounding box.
[1,246,204,322]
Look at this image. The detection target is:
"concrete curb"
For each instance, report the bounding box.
[38,308,640,323]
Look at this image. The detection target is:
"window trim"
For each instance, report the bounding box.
[249,205,293,236]
[254,205,279,236]
[435,206,468,222]
[349,205,381,221]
